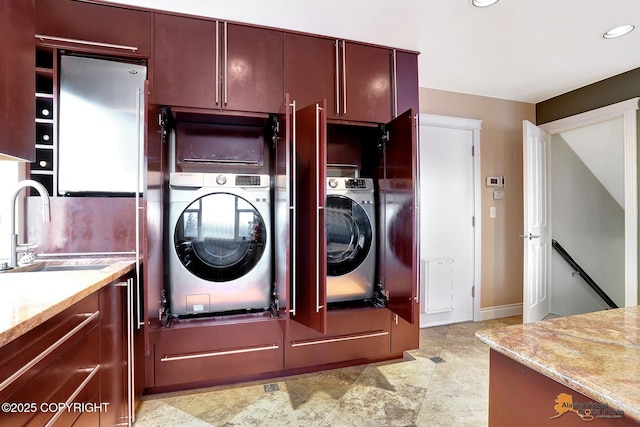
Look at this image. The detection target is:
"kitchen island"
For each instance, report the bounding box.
[476,307,640,426]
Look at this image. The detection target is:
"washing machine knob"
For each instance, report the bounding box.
[216,175,227,185]
[328,178,338,188]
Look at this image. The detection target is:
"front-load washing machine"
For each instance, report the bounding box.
[168,172,272,316]
[325,177,376,303]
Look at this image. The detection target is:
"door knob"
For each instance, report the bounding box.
[519,233,540,240]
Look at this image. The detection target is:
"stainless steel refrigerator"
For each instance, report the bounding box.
[58,54,146,195]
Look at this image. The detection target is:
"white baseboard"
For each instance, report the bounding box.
[480,303,523,321]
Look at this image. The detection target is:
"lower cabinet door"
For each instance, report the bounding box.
[284,308,391,370]
[153,319,284,387]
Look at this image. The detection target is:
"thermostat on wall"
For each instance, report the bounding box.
[486,176,505,188]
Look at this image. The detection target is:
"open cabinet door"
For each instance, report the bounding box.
[275,94,292,336]
[380,109,417,324]
[291,100,327,334]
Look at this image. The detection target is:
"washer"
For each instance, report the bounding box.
[168,172,272,316]
[325,177,376,303]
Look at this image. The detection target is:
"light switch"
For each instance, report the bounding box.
[493,190,504,200]
[490,206,497,218]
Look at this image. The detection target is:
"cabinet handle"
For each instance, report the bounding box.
[224,22,228,105]
[0,311,99,393]
[290,100,297,317]
[341,40,347,115]
[161,344,279,362]
[335,40,340,115]
[126,277,135,423]
[44,364,101,427]
[35,34,138,52]
[215,21,220,105]
[315,103,324,313]
[291,330,389,347]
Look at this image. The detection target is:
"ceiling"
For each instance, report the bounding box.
[103,0,640,103]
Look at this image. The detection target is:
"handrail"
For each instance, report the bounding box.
[551,239,618,309]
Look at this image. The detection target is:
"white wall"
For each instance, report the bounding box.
[550,135,625,315]
[0,162,24,261]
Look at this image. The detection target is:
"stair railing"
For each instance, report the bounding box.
[551,239,618,309]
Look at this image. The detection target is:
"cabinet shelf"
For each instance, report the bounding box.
[31,170,54,176]
[35,144,54,150]
[35,118,54,124]
[35,92,54,99]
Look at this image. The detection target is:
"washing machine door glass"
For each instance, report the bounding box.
[326,195,373,276]
[174,193,266,282]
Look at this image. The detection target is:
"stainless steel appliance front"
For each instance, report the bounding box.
[326,177,376,303]
[168,173,272,315]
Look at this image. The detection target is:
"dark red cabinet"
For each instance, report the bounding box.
[291,100,328,334]
[35,0,151,57]
[99,280,129,427]
[284,34,338,118]
[153,13,218,109]
[380,109,418,325]
[153,15,283,114]
[394,51,419,118]
[224,23,284,114]
[342,41,393,123]
[284,35,392,124]
[0,0,35,161]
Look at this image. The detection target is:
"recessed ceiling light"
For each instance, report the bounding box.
[603,24,635,39]
[471,0,499,7]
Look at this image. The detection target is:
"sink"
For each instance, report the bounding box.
[0,262,110,273]
[36,264,110,272]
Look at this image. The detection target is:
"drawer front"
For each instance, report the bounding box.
[0,326,100,427]
[0,293,99,399]
[285,308,391,370]
[154,320,284,387]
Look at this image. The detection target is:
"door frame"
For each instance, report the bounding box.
[418,113,482,324]
[539,97,639,307]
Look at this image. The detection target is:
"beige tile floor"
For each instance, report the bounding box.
[133,315,522,427]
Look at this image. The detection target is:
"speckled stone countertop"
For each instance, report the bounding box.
[0,256,136,348]
[476,307,640,422]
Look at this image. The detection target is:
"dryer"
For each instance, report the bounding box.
[325,177,376,303]
[168,172,272,316]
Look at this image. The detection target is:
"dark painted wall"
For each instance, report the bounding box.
[536,67,640,124]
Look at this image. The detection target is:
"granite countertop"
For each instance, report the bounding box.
[476,306,640,422]
[0,256,137,348]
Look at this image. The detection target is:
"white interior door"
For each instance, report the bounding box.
[419,115,480,327]
[523,120,551,323]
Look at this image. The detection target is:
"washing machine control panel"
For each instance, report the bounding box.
[345,179,367,189]
[326,177,373,191]
[236,175,262,186]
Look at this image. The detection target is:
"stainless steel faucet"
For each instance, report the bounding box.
[10,180,51,267]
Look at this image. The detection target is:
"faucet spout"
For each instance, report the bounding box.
[10,180,51,267]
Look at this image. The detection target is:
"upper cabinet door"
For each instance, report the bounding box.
[292,100,327,334]
[380,109,417,324]
[394,51,419,119]
[224,24,283,114]
[153,14,218,109]
[342,42,392,124]
[35,0,151,57]
[0,0,35,161]
[284,34,338,120]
